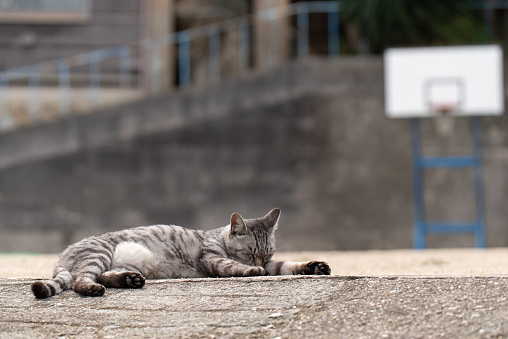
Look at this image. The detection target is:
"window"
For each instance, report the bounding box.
[0,0,91,24]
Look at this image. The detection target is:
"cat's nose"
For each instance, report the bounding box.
[255,258,263,266]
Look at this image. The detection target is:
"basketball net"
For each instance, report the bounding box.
[430,103,457,137]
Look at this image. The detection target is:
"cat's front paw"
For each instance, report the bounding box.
[243,266,266,277]
[300,261,331,275]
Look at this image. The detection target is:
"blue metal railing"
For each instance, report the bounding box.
[0,1,340,132]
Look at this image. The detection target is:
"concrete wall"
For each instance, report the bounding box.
[1,57,508,252]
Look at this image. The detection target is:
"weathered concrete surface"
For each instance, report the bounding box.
[1,275,507,338]
[2,248,508,279]
[1,250,507,337]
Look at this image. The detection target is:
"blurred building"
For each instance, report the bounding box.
[0,0,331,129]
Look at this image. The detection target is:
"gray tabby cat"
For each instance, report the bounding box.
[31,208,330,298]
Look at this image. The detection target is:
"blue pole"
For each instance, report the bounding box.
[297,3,309,58]
[238,18,250,70]
[29,65,40,122]
[0,74,11,130]
[472,117,486,248]
[119,46,131,89]
[150,40,161,94]
[410,119,426,249]
[209,25,221,82]
[57,60,70,116]
[89,51,101,104]
[178,32,191,86]
[178,31,191,87]
[328,4,340,56]
[268,14,279,66]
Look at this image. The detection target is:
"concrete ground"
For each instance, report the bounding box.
[1,248,507,278]
[1,249,507,338]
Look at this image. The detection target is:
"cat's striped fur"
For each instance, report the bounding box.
[31,208,331,298]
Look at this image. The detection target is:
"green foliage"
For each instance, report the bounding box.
[340,0,486,53]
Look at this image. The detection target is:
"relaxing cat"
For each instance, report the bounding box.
[31,208,331,298]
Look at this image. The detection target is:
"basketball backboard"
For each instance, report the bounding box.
[384,45,504,118]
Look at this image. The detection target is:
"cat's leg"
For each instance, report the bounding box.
[72,276,106,297]
[56,237,117,297]
[97,268,145,289]
[70,254,112,296]
[200,255,266,277]
[31,266,73,299]
[264,260,331,276]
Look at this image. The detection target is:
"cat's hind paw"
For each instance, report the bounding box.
[300,261,331,275]
[74,283,106,297]
[243,266,266,277]
[124,272,145,289]
[98,271,146,289]
[88,284,106,296]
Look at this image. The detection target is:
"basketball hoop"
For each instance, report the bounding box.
[430,102,457,137]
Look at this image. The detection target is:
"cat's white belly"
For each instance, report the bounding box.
[113,241,205,279]
[113,242,159,274]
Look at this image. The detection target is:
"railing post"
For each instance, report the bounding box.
[89,51,101,105]
[297,3,309,58]
[238,18,250,71]
[0,74,11,131]
[150,38,163,94]
[29,65,40,122]
[178,30,191,87]
[268,8,279,66]
[328,2,340,56]
[119,46,131,89]
[57,60,70,116]
[209,25,221,82]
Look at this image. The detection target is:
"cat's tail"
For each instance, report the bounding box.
[31,266,72,299]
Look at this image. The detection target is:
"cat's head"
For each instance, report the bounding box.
[225,208,280,267]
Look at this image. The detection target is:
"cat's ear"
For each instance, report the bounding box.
[230,212,247,236]
[263,208,281,232]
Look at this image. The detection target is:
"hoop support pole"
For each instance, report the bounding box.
[410,117,486,249]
